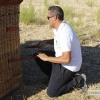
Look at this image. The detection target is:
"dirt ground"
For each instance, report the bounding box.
[1,0,100,100]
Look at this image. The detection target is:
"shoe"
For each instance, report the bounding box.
[79,74,87,92]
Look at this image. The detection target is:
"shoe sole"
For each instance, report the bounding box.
[81,74,86,82]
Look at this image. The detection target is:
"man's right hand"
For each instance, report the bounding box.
[37,39,54,47]
[37,40,48,47]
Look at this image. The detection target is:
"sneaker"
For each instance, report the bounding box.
[79,74,87,92]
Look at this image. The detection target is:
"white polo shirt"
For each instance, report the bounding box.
[53,20,82,72]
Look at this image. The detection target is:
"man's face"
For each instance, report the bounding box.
[47,10,55,28]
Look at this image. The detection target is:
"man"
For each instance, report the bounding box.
[34,6,87,97]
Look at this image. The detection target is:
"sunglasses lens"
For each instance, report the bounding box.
[47,16,50,20]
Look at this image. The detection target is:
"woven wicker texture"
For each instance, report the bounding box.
[0,5,22,99]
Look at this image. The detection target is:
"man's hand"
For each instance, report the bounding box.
[37,40,47,47]
[37,53,49,61]
[37,39,54,47]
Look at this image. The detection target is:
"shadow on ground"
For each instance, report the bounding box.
[1,40,100,100]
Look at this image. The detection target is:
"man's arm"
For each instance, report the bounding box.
[37,51,71,64]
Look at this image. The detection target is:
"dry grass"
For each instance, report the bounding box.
[1,0,100,100]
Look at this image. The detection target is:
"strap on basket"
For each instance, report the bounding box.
[6,27,19,31]
[25,45,40,48]
[8,55,38,63]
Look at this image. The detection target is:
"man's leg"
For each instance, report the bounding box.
[47,63,77,97]
[34,50,55,77]
[47,64,84,97]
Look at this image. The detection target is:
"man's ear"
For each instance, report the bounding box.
[54,16,57,21]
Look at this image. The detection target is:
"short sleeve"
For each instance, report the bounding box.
[59,30,72,52]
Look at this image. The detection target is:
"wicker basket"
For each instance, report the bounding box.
[0,0,23,99]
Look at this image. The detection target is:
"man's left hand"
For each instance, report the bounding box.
[37,53,49,61]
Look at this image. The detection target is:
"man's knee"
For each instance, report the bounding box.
[47,88,58,97]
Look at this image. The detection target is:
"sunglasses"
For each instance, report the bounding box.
[47,15,54,20]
